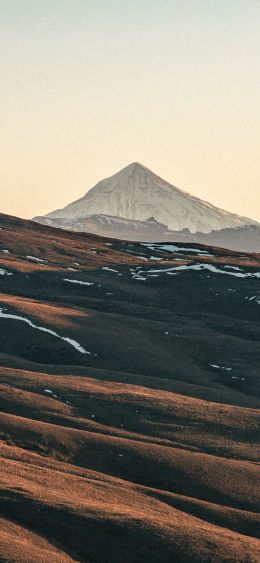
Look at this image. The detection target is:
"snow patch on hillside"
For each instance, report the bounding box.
[0,307,92,354]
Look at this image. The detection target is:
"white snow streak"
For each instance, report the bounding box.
[210,364,232,371]
[0,308,91,354]
[141,243,212,255]
[0,269,13,277]
[26,255,47,263]
[245,295,260,304]
[145,263,260,278]
[63,278,94,286]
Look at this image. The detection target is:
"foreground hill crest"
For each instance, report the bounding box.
[37,162,257,233]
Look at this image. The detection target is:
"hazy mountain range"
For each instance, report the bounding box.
[35,213,260,253]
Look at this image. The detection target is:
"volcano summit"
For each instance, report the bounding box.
[36,163,256,234]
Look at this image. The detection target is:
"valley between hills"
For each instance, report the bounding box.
[0,212,260,562]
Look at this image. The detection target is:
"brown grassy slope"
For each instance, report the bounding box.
[0,213,260,562]
[1,443,260,563]
[1,364,260,561]
[1,212,260,272]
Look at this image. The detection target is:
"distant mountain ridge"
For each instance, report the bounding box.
[36,162,257,234]
[34,213,169,239]
[34,213,260,253]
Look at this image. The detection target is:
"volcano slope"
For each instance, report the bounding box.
[0,212,260,562]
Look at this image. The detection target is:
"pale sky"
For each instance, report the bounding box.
[1,0,260,220]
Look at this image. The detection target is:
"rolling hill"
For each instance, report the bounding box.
[0,212,260,562]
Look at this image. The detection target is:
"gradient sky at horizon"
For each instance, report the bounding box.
[1,0,260,220]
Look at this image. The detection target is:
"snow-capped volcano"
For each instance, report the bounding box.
[41,162,257,233]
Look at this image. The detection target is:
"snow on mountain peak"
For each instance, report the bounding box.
[44,163,257,233]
